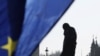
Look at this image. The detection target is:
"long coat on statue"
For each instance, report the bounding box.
[61,23,77,56]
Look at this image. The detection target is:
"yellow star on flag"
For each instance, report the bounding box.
[1,37,17,56]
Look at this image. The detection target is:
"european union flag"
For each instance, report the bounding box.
[0,0,26,56]
[8,0,26,56]
[15,0,74,56]
[0,0,10,56]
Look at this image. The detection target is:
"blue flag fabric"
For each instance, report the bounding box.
[0,0,26,56]
[0,0,10,56]
[8,0,26,56]
[15,0,74,56]
[8,0,26,41]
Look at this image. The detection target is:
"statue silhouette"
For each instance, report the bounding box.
[61,23,77,56]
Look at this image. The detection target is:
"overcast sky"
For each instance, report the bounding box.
[40,0,100,56]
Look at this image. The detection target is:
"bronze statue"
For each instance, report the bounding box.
[61,23,77,56]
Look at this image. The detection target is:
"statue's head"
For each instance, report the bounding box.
[63,23,70,31]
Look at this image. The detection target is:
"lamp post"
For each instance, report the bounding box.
[45,47,49,56]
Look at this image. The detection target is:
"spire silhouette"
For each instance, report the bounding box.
[89,37,100,56]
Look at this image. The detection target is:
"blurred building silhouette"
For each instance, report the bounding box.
[49,51,61,56]
[40,51,61,56]
[89,38,100,56]
[32,47,39,56]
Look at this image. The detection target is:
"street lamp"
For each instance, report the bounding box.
[45,47,49,56]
